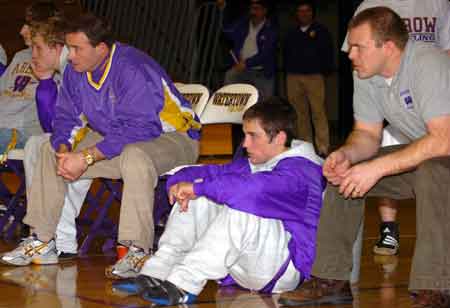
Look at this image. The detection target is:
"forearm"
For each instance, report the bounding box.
[339,129,380,165]
[371,134,450,177]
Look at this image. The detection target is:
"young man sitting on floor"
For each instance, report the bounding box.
[113,97,325,306]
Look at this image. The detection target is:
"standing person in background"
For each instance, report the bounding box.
[222,0,278,101]
[284,0,334,157]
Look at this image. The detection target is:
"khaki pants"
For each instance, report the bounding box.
[23,131,199,252]
[312,145,450,290]
[286,74,329,155]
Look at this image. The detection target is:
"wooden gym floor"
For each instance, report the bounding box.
[0,197,418,308]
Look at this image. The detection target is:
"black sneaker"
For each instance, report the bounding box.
[58,251,78,261]
[142,280,197,306]
[373,222,399,255]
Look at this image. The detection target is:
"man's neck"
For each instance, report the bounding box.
[380,49,404,78]
[298,22,312,28]
[251,17,265,27]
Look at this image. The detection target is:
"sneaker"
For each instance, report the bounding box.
[105,246,150,279]
[373,222,399,255]
[112,275,162,296]
[412,290,450,308]
[278,276,353,306]
[142,280,197,306]
[0,236,58,266]
[57,251,78,261]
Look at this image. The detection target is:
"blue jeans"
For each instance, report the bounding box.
[0,128,27,154]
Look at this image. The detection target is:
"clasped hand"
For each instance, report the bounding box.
[168,182,197,212]
[56,151,88,181]
[323,150,382,199]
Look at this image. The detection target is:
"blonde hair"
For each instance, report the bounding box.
[30,17,65,47]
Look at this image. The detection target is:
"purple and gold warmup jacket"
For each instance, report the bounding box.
[50,43,201,158]
[166,140,326,280]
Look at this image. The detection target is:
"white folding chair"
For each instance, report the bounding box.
[176,84,210,117]
[198,84,258,157]
[200,83,259,124]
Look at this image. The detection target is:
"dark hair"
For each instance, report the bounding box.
[64,13,114,48]
[296,0,316,18]
[348,6,409,50]
[26,0,61,23]
[250,0,269,9]
[243,97,297,147]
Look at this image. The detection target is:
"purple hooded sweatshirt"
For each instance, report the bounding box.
[166,140,326,280]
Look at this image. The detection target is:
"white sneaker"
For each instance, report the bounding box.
[0,236,58,266]
[105,246,149,279]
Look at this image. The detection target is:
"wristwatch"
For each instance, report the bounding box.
[82,149,95,166]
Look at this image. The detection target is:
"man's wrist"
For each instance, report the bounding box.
[58,144,69,153]
[82,149,95,166]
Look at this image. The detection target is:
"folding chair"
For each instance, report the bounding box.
[0,149,27,240]
[176,83,210,117]
[198,83,258,159]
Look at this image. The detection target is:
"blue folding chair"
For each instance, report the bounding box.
[0,149,27,240]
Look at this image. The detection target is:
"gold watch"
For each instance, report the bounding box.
[82,149,95,166]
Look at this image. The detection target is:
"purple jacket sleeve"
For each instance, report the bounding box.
[50,70,83,151]
[193,157,320,220]
[95,63,163,158]
[166,158,250,192]
[0,63,5,77]
[36,78,57,133]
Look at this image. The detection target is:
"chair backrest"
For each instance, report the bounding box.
[176,84,210,117]
[199,84,259,124]
[0,149,24,164]
[381,125,409,147]
[173,82,186,89]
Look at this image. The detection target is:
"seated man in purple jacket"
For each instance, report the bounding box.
[0,14,201,280]
[112,97,325,306]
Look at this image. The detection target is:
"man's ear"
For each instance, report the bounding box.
[95,42,109,54]
[382,40,397,55]
[273,130,287,146]
[54,43,64,54]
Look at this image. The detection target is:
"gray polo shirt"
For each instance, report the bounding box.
[353,40,450,141]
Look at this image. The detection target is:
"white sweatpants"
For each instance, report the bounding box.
[24,134,92,253]
[140,197,300,295]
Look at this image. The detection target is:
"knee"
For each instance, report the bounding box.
[41,140,55,156]
[24,135,44,155]
[120,144,157,181]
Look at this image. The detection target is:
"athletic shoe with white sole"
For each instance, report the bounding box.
[0,236,58,266]
[105,245,150,279]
